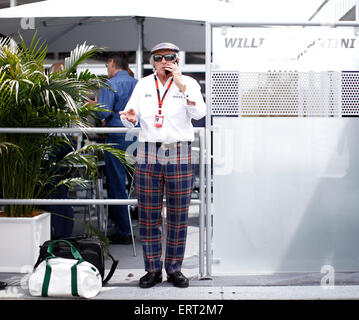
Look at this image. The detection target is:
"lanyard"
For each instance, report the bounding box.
[154,74,173,115]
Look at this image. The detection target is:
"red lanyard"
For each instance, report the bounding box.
[154,75,173,115]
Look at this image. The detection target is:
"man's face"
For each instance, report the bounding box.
[106,59,115,78]
[153,49,177,77]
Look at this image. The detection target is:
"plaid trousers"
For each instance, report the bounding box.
[136,142,193,274]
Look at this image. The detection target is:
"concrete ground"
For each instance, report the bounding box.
[1,206,359,301]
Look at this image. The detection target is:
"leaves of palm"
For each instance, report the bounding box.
[0,35,133,217]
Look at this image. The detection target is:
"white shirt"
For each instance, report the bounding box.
[122,72,206,143]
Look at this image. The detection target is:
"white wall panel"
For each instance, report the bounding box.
[213,117,359,273]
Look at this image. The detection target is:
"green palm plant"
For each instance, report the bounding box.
[0,35,134,217]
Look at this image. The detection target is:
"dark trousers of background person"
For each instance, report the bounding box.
[105,132,134,237]
[46,184,74,239]
[41,140,76,239]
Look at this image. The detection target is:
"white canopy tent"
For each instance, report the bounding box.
[0,0,231,20]
[0,0,325,21]
[0,0,324,78]
[0,0,234,77]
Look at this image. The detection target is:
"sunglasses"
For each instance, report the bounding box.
[153,54,177,62]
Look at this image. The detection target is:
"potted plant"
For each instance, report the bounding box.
[0,35,131,272]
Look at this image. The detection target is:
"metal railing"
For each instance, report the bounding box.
[0,127,208,276]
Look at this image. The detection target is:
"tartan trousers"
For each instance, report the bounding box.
[136,142,193,274]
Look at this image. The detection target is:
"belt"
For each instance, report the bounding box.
[159,142,178,150]
[145,141,190,151]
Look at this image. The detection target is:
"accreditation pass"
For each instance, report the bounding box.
[134,303,224,317]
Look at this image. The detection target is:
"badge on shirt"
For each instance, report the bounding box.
[154,115,164,128]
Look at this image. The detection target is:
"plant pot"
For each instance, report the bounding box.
[0,212,51,273]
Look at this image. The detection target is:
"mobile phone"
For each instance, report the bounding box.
[165,60,178,75]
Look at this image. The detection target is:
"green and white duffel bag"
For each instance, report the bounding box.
[29,240,102,298]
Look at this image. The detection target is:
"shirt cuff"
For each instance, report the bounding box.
[120,117,135,128]
[182,89,196,105]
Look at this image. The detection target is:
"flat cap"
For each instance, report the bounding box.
[150,42,180,54]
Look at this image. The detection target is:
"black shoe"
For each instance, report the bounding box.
[167,271,189,288]
[109,234,132,245]
[139,271,162,288]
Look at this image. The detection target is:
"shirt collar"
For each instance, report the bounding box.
[154,71,173,86]
[114,70,129,77]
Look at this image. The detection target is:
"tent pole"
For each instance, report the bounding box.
[136,16,144,79]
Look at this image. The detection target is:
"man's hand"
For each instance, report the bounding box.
[119,108,137,124]
[165,62,186,93]
[165,63,195,106]
[84,96,98,106]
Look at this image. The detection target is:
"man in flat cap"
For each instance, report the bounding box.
[120,42,206,288]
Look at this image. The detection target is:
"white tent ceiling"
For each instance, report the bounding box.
[0,0,233,52]
[0,0,326,77]
[0,16,206,52]
[0,0,325,52]
[0,0,325,21]
[0,0,229,20]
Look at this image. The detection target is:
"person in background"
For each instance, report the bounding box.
[120,42,206,288]
[87,53,137,244]
[45,140,76,239]
[43,62,75,239]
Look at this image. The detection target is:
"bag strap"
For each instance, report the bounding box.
[41,240,83,297]
[102,253,119,285]
[41,260,52,296]
[47,239,84,261]
[66,236,119,285]
[71,262,80,296]
[42,238,118,285]
[41,259,80,297]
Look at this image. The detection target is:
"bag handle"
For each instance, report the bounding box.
[42,240,83,297]
[46,239,84,262]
